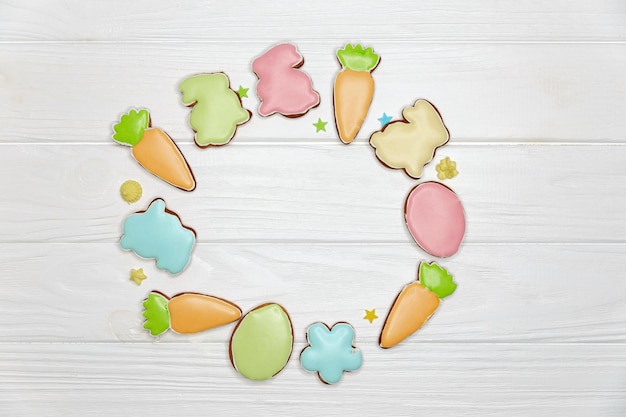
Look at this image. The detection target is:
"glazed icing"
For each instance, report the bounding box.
[419,261,457,299]
[230,304,293,381]
[379,262,456,348]
[168,293,241,334]
[132,128,196,191]
[379,281,439,348]
[370,99,449,178]
[252,43,319,117]
[113,109,195,191]
[142,292,170,336]
[300,322,362,384]
[179,73,251,147]
[333,44,379,144]
[142,292,241,337]
[120,199,196,274]
[405,182,465,258]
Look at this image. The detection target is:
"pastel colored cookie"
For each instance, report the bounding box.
[113,109,196,191]
[333,44,380,144]
[300,322,362,385]
[142,291,242,336]
[230,303,293,381]
[179,72,251,147]
[370,99,449,178]
[120,198,196,275]
[405,182,465,257]
[252,43,320,117]
[380,262,456,348]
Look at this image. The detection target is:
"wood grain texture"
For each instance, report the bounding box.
[0,243,625,344]
[0,143,625,243]
[1,42,625,143]
[1,0,625,42]
[2,1,626,415]
[0,343,624,417]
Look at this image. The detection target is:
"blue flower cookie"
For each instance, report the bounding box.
[300,322,362,384]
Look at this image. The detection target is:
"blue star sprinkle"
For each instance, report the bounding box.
[378,112,392,127]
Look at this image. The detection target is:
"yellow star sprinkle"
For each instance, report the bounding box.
[363,309,379,324]
[129,268,147,285]
[435,156,458,180]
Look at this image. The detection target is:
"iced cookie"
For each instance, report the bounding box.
[370,99,449,178]
[380,262,456,348]
[120,199,196,275]
[252,43,320,117]
[300,322,362,385]
[179,72,251,147]
[333,44,380,144]
[142,291,242,336]
[405,182,465,258]
[113,109,196,191]
[229,303,293,381]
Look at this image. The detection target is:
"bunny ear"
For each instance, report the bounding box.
[283,43,303,65]
[401,100,427,123]
[401,99,443,125]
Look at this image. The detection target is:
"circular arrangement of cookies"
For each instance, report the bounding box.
[114,42,466,385]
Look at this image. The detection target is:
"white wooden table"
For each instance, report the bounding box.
[1,1,625,415]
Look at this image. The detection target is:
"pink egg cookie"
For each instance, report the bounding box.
[405,182,465,257]
[252,43,320,117]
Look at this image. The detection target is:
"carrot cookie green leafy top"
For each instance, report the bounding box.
[336,44,380,72]
[419,261,457,299]
[142,292,170,336]
[113,109,149,146]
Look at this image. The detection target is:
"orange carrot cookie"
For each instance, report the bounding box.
[142,291,242,336]
[333,44,380,144]
[113,109,196,191]
[379,262,457,348]
[370,99,449,179]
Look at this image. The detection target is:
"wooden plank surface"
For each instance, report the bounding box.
[0,343,624,417]
[0,143,625,243]
[0,243,624,343]
[1,0,625,416]
[1,42,625,143]
[1,0,625,42]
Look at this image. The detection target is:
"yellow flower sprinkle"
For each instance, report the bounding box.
[435,157,458,180]
[120,180,142,203]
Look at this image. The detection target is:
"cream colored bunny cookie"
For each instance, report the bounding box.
[369,99,449,178]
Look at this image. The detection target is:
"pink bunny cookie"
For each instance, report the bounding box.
[252,43,320,117]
